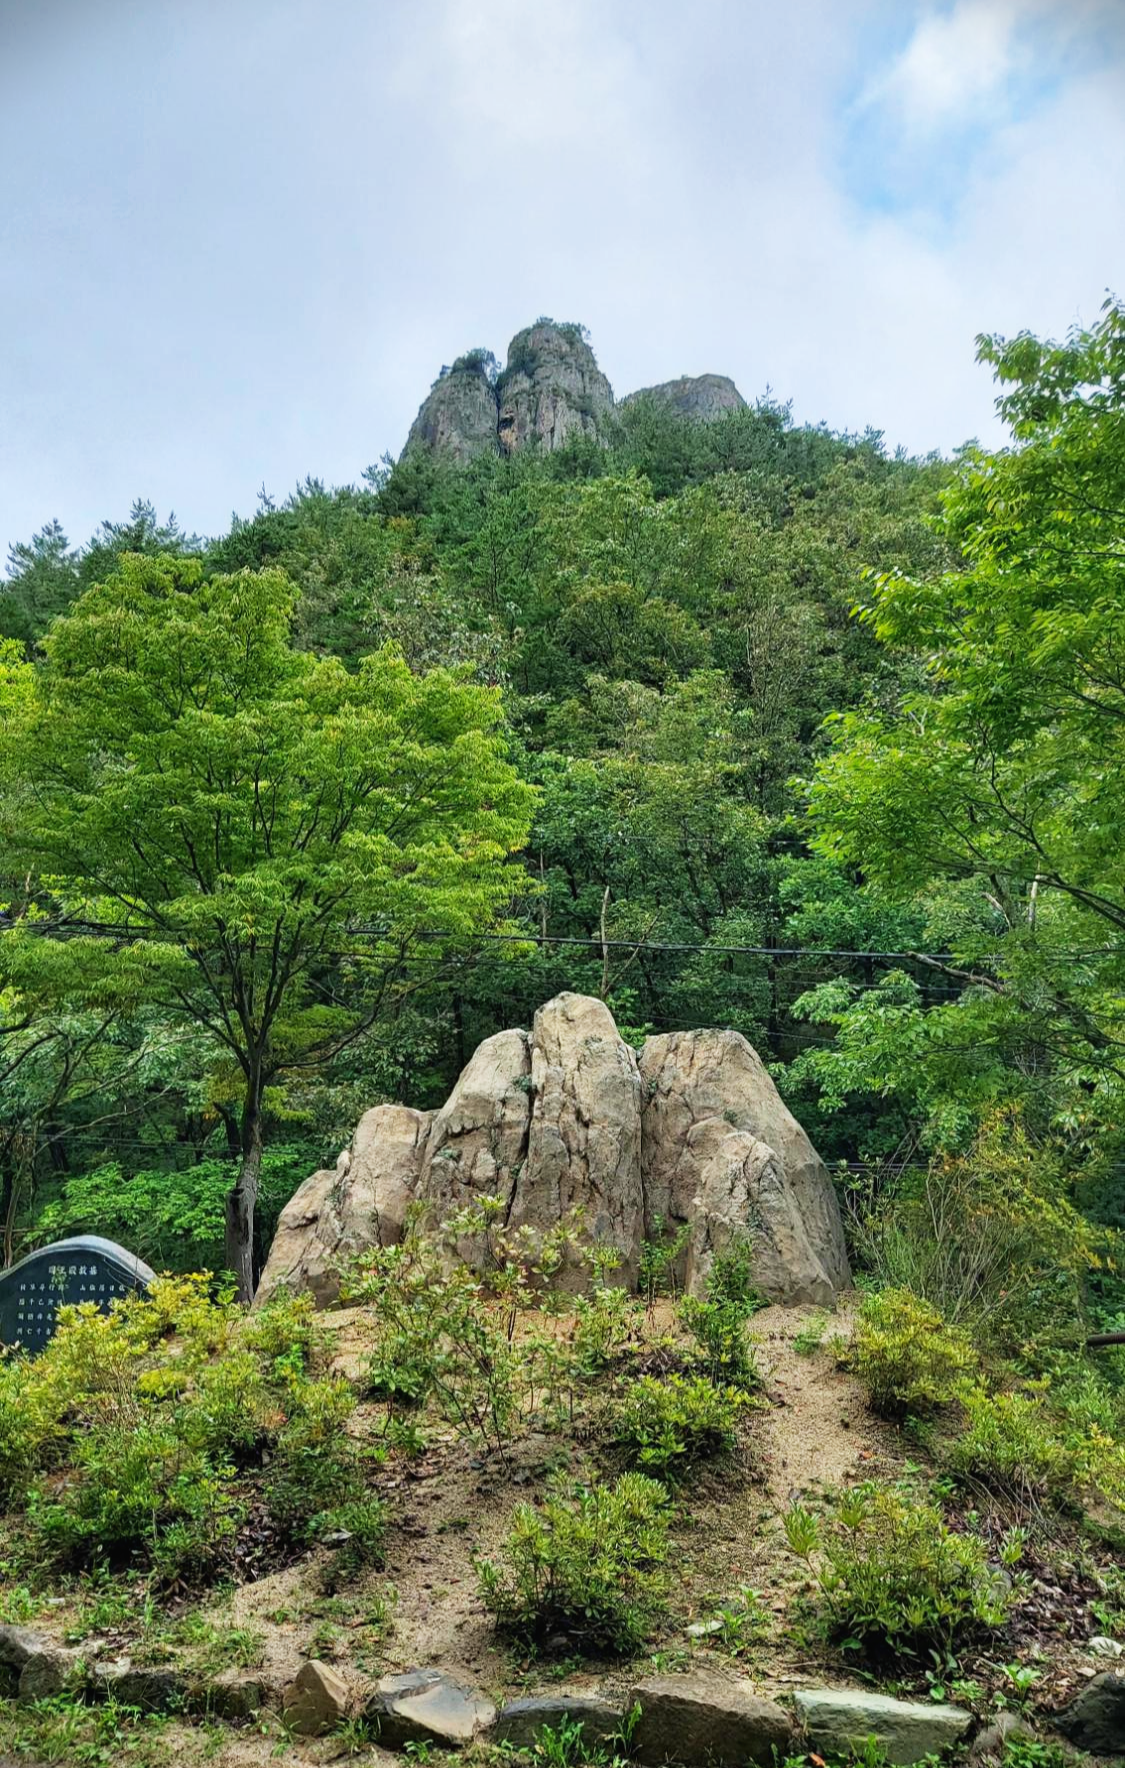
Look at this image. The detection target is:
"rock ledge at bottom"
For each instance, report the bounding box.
[629,1672,791,1767]
[794,1689,972,1766]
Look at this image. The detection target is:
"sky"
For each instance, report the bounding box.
[2,0,1124,557]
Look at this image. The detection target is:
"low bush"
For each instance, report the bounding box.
[0,1276,382,1586]
[849,1287,978,1416]
[678,1240,761,1388]
[946,1384,1125,1514]
[612,1374,744,1477]
[783,1482,1016,1661]
[475,1472,670,1652]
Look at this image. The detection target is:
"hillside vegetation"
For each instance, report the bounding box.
[1,305,1125,1766]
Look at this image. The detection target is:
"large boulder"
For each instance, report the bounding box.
[254,996,851,1308]
[509,993,645,1287]
[254,1104,432,1307]
[418,1028,533,1265]
[497,323,615,454]
[639,1029,849,1304]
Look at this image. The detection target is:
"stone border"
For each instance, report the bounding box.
[2,1627,1096,1765]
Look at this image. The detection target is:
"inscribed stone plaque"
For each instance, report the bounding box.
[0,1235,156,1354]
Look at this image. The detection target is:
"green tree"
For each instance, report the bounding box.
[0,556,534,1296]
[807,297,1125,1150]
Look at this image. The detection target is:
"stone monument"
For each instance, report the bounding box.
[0,1235,156,1354]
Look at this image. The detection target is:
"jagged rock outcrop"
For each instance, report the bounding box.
[496,323,615,454]
[511,993,645,1287]
[255,994,851,1307]
[621,373,746,422]
[400,322,747,465]
[404,355,500,463]
[639,1030,850,1304]
[256,1104,432,1307]
[418,1028,532,1265]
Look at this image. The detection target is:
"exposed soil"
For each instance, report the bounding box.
[6,1296,1123,1765]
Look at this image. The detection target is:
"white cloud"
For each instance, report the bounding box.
[859,1,1025,132]
[0,0,1123,549]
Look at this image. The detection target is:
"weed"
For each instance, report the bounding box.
[792,1314,829,1356]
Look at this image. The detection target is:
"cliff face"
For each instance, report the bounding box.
[403,355,500,463]
[621,373,747,422]
[496,322,615,454]
[400,322,746,463]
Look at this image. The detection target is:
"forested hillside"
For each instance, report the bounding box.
[1,309,1123,1321]
[3,308,1125,1768]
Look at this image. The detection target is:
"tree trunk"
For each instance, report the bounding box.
[225,1084,263,1304]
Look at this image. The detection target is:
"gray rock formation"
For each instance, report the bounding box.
[621,373,746,421]
[1054,1672,1125,1755]
[639,1029,850,1304]
[404,354,500,463]
[255,1104,432,1307]
[496,322,615,454]
[793,1689,972,1767]
[255,993,851,1308]
[513,993,645,1287]
[400,323,750,464]
[369,1668,496,1748]
[629,1673,791,1767]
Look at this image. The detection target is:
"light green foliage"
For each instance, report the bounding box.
[692,1585,770,1656]
[32,1146,314,1273]
[783,1483,1014,1660]
[475,1473,671,1652]
[849,1115,1113,1358]
[0,1276,379,1585]
[0,553,534,1294]
[569,1282,638,1372]
[850,1288,978,1416]
[611,1374,745,1477]
[946,1383,1125,1514]
[639,1216,690,1307]
[678,1239,761,1388]
[808,298,1125,1156]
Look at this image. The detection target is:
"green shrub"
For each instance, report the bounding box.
[850,1288,978,1416]
[264,1377,375,1536]
[783,1483,1014,1661]
[852,1116,1112,1359]
[25,1423,242,1582]
[678,1240,761,1388]
[946,1385,1125,1513]
[0,1274,381,1586]
[475,1473,670,1652]
[612,1375,744,1477]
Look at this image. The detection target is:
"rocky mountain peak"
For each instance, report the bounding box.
[621,372,747,422]
[496,321,615,455]
[400,323,747,463]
